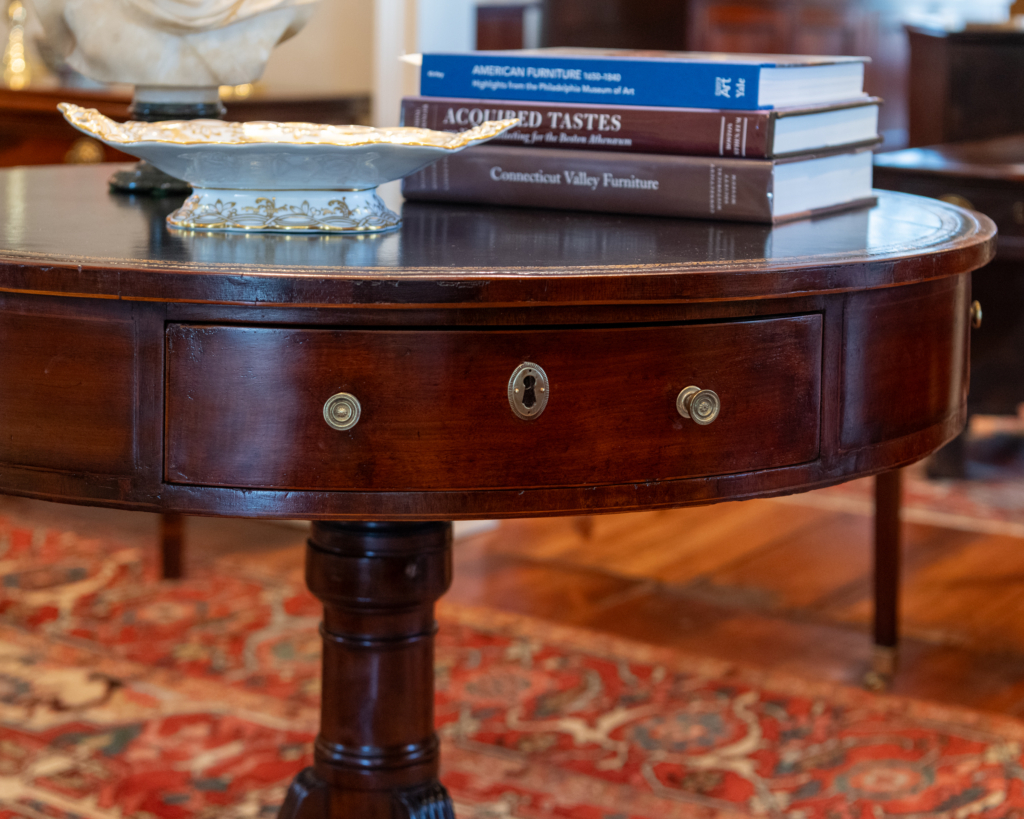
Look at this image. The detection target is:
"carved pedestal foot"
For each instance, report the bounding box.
[279,521,453,819]
[279,770,454,819]
[395,781,455,819]
[280,768,330,819]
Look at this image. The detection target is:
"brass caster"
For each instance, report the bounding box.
[863,645,898,691]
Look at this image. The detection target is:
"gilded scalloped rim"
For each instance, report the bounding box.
[57,102,519,149]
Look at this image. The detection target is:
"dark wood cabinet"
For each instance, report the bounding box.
[0,87,134,166]
[688,0,871,56]
[542,0,1013,152]
[0,303,136,473]
[0,87,369,168]
[906,25,1024,147]
[541,0,687,50]
[875,136,1024,424]
[685,0,907,148]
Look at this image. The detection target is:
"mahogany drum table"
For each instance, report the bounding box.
[0,166,996,819]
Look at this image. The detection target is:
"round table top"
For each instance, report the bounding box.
[0,165,996,307]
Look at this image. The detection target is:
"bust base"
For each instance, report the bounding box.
[109,161,192,195]
[110,93,227,195]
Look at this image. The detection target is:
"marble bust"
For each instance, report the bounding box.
[29,0,316,89]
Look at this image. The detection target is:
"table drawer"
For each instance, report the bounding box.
[165,317,822,491]
[0,305,136,475]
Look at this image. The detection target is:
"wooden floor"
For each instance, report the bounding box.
[447,496,1024,716]
[2,455,1024,718]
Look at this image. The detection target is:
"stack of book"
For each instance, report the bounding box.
[400,49,881,224]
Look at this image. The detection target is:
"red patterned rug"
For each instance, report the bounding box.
[3,509,1024,818]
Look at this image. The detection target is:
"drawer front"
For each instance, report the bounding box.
[840,275,969,449]
[165,317,822,491]
[0,306,136,475]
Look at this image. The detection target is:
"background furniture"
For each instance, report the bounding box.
[875,134,1024,475]
[684,0,908,147]
[868,19,1024,673]
[906,25,1024,147]
[0,87,132,165]
[0,87,370,168]
[541,0,685,50]
[0,165,993,816]
[475,0,542,49]
[0,86,370,578]
[540,0,1012,151]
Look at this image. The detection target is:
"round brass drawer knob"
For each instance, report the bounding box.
[676,386,721,426]
[970,300,983,329]
[323,392,361,431]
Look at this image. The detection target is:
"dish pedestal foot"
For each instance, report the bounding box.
[279,521,454,819]
[168,188,401,233]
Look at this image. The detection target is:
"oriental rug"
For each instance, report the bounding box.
[2,511,1024,818]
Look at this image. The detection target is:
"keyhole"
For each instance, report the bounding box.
[522,374,536,408]
[508,361,549,420]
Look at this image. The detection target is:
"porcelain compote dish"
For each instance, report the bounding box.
[59,103,519,233]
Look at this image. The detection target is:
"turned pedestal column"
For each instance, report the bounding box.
[280,522,454,819]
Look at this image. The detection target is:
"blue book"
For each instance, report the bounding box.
[417,49,868,111]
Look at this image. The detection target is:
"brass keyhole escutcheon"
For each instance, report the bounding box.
[323,392,361,431]
[676,385,721,426]
[508,362,549,420]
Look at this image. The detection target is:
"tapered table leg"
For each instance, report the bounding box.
[867,469,901,690]
[280,521,454,819]
[160,512,184,579]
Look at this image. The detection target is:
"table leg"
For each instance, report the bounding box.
[160,512,184,579]
[867,469,901,690]
[280,521,454,819]
[925,428,968,479]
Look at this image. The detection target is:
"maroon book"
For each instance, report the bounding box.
[401,144,876,224]
[401,96,881,159]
